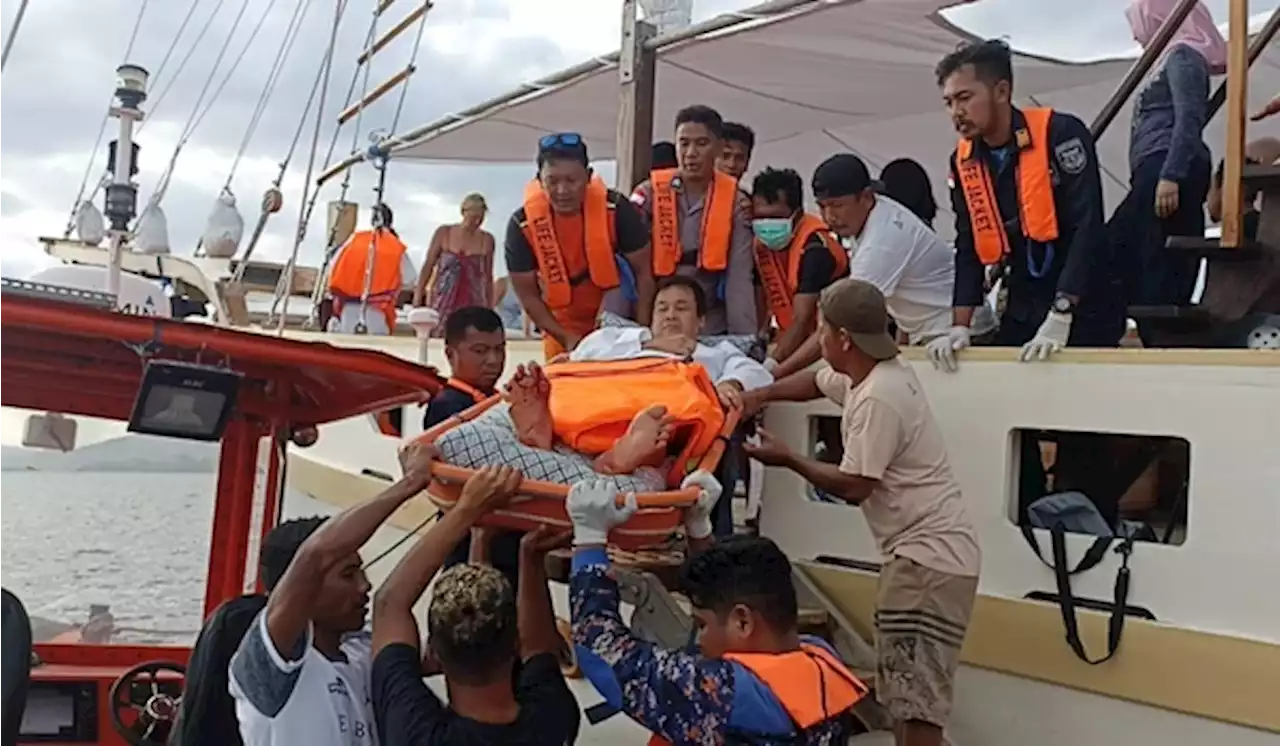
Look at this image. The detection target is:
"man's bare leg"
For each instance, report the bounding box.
[594,405,675,475]
[506,363,553,449]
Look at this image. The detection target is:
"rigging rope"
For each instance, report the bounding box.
[270,0,350,331]
[230,0,340,285]
[1,0,31,70]
[387,3,431,137]
[301,1,433,329]
[149,0,255,207]
[141,0,230,135]
[290,5,388,327]
[145,0,205,101]
[62,0,154,238]
[224,0,314,188]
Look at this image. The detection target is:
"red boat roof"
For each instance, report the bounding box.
[1,291,443,424]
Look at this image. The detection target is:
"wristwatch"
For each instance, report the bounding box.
[1052,293,1076,315]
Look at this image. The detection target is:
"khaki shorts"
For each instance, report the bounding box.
[874,556,978,727]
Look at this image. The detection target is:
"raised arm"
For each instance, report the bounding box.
[264,451,431,660]
[517,527,571,659]
[371,464,522,657]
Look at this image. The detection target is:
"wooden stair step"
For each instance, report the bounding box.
[1242,163,1280,191]
[1163,236,1266,259]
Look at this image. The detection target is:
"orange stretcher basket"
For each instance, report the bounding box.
[416,359,741,549]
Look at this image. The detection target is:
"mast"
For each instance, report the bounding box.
[104,64,149,299]
[615,0,657,192]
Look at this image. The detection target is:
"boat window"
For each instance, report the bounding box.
[1010,429,1190,546]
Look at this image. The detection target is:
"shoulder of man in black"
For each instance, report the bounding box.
[422,387,479,429]
[796,233,840,294]
[504,207,537,274]
[607,187,651,255]
[370,643,450,745]
[512,652,581,745]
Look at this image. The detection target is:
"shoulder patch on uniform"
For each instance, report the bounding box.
[630,187,647,207]
[1054,137,1088,175]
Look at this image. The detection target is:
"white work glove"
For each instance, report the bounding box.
[566,478,638,546]
[680,469,724,541]
[1019,311,1072,362]
[763,357,779,373]
[925,325,972,373]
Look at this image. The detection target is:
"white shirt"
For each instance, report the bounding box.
[229,612,378,746]
[570,327,774,392]
[848,195,955,344]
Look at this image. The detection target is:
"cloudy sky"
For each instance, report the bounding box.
[1,0,1270,282]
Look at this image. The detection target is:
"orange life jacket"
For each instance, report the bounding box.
[522,177,620,360]
[954,107,1060,266]
[546,358,725,486]
[327,228,407,331]
[444,377,488,402]
[647,642,868,746]
[649,168,735,277]
[753,213,847,331]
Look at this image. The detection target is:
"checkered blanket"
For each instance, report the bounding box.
[434,401,666,491]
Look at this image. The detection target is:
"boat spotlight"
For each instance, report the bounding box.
[128,360,242,442]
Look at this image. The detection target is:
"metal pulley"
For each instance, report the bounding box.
[261,187,283,214]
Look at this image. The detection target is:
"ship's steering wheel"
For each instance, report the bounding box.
[108,660,186,745]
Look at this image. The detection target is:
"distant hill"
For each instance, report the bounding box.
[0,435,218,473]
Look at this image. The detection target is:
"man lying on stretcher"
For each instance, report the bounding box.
[507,275,773,475]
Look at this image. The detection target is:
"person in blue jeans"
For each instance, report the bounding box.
[1110,0,1226,344]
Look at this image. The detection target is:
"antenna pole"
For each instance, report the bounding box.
[104,64,149,299]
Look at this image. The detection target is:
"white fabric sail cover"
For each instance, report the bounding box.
[202,189,245,259]
[390,0,1280,239]
[134,200,171,255]
[74,200,106,245]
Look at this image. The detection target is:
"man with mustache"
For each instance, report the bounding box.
[928,39,1125,372]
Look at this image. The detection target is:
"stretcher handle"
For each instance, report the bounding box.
[428,462,700,509]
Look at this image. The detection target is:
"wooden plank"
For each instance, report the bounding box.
[614,0,657,192]
[337,66,416,125]
[1220,0,1250,248]
[1164,235,1265,260]
[356,2,431,65]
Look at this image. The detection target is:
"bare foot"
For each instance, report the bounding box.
[594,405,675,475]
[505,363,553,449]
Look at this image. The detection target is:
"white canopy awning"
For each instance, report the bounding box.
[387,0,1280,237]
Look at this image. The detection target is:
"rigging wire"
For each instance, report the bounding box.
[144,0,205,99]
[1,0,31,70]
[149,0,255,206]
[62,0,154,238]
[300,7,385,327]
[268,0,350,330]
[141,0,230,134]
[229,4,338,285]
[224,0,315,188]
[387,2,431,137]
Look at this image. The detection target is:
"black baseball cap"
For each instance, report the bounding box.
[812,153,872,199]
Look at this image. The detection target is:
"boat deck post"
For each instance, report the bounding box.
[1221,0,1251,248]
[614,0,657,192]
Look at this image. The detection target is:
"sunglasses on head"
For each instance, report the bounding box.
[539,132,583,150]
